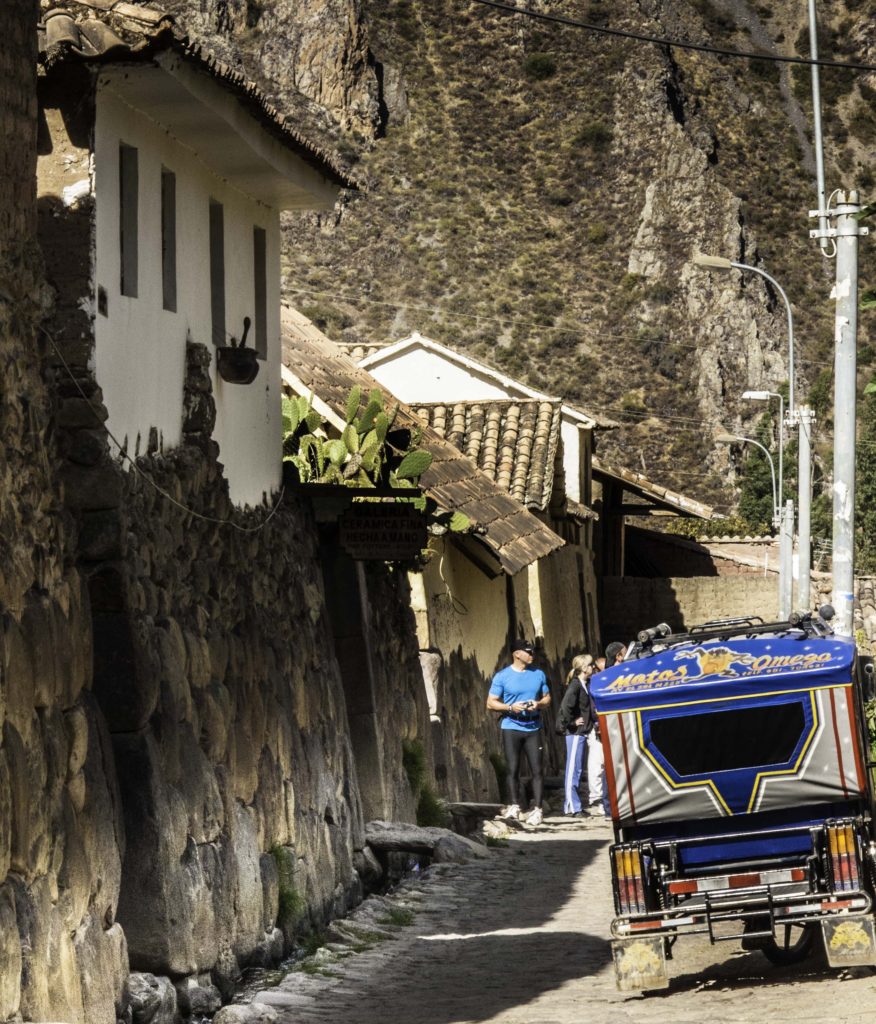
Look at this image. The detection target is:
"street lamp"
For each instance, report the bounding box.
[694,254,814,612]
[693,254,795,415]
[716,432,791,619]
[742,389,784,508]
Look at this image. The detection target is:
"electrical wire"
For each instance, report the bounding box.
[42,327,286,533]
[284,285,857,374]
[466,0,876,73]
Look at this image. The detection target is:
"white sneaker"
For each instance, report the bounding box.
[500,804,521,821]
[524,806,543,827]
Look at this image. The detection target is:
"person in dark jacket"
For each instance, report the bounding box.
[604,641,627,668]
[559,654,596,816]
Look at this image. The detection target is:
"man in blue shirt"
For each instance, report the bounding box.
[486,638,551,826]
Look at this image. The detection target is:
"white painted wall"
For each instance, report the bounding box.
[560,419,581,503]
[94,81,282,507]
[367,347,511,403]
[364,341,586,501]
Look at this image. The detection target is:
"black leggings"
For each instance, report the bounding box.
[502,728,544,809]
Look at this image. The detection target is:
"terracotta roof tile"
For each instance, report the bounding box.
[280,308,565,575]
[592,456,713,520]
[413,400,563,511]
[37,0,357,189]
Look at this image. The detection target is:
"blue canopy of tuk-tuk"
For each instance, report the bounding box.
[591,634,856,714]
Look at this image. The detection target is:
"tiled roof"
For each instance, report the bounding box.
[592,457,713,520]
[37,0,357,189]
[355,333,617,430]
[411,400,562,512]
[336,342,386,362]
[281,307,565,576]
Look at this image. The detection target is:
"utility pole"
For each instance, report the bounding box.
[806,1,866,636]
[797,405,815,611]
[829,193,863,635]
[780,499,794,619]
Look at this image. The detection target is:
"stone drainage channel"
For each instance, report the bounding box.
[202,815,506,1024]
[205,811,876,1024]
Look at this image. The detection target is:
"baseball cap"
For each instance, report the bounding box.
[512,638,534,654]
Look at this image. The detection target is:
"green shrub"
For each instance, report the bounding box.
[523,53,556,80]
[417,785,450,828]
[301,303,353,333]
[575,122,613,151]
[587,223,608,244]
[402,739,428,795]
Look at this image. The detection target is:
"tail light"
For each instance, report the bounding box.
[613,843,648,914]
[826,821,861,892]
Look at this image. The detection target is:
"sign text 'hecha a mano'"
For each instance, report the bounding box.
[339,504,428,560]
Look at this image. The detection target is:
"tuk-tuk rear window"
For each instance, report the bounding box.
[649,701,806,776]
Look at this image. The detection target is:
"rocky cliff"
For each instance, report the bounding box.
[169,0,876,515]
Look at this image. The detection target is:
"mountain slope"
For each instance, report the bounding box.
[172,0,876,517]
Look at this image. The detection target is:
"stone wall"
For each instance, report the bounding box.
[1,0,37,249]
[601,574,780,639]
[67,343,368,993]
[0,8,130,1023]
[358,562,431,820]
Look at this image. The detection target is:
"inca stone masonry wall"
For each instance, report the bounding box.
[64,343,384,974]
[1,7,129,1022]
[48,336,434,1018]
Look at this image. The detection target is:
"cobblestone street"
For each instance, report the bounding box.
[243,816,876,1024]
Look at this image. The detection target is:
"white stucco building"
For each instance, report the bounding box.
[358,332,600,504]
[38,4,354,505]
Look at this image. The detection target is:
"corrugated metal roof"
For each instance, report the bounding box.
[281,307,565,575]
[412,399,562,512]
[37,0,357,190]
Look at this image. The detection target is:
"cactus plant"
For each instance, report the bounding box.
[284,386,434,491]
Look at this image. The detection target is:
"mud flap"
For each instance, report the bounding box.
[821,915,876,968]
[612,936,669,991]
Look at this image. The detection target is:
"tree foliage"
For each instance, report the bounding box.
[736,413,780,534]
[856,380,876,573]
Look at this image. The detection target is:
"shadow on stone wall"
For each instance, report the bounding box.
[56,341,406,1002]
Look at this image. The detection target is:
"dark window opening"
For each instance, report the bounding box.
[649,702,806,776]
[161,168,177,312]
[119,143,138,297]
[253,226,267,359]
[209,199,225,345]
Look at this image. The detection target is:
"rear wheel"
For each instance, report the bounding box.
[760,923,818,966]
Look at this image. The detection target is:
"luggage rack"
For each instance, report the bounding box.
[629,606,837,659]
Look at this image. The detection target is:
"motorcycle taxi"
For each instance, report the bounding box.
[590,609,876,991]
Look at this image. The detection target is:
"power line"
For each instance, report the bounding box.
[286,285,847,373]
[466,0,876,73]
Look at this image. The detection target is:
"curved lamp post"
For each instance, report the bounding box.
[695,253,813,612]
[693,254,795,415]
[716,432,791,619]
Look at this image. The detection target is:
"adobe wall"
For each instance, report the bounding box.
[414,539,590,797]
[513,547,589,775]
[412,541,509,802]
[601,575,780,639]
